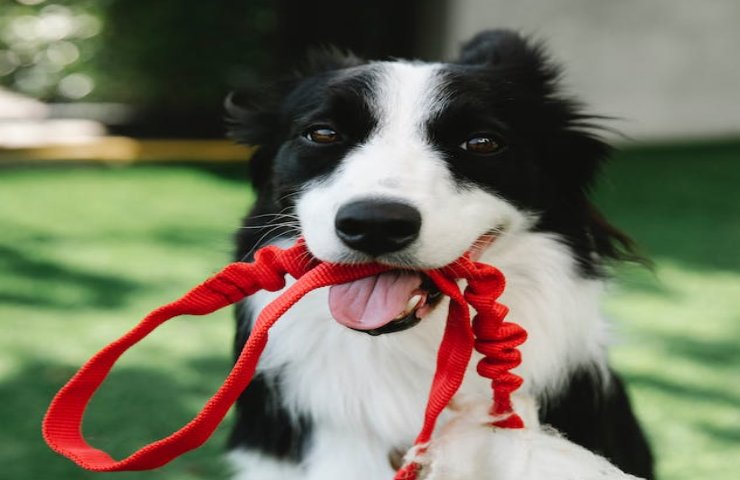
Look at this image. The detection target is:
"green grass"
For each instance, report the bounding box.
[1,145,738,479]
[0,165,252,480]
[596,143,740,479]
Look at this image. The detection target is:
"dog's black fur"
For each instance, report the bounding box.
[227,30,654,479]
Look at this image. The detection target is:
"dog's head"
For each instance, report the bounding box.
[230,30,635,334]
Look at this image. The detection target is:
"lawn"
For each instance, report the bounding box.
[1,144,738,479]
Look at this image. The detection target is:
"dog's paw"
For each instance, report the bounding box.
[411,402,643,480]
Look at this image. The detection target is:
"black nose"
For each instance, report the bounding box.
[335,200,422,256]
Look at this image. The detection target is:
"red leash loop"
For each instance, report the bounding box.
[42,240,526,478]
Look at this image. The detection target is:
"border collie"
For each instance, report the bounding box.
[225,30,654,479]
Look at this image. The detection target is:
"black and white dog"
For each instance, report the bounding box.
[226,30,654,479]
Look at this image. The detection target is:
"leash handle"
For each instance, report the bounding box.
[42,242,389,471]
[41,242,307,470]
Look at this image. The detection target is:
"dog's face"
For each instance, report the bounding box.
[294,60,529,269]
[232,31,621,333]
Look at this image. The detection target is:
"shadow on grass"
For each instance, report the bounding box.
[0,161,253,185]
[600,142,740,275]
[699,423,740,443]
[660,331,740,366]
[0,244,141,310]
[149,226,237,250]
[0,358,231,480]
[627,372,739,410]
[610,265,677,298]
[623,327,740,416]
[185,162,251,184]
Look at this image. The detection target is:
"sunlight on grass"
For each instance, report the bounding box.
[606,262,740,479]
[0,165,252,480]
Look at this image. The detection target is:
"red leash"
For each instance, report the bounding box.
[42,239,526,478]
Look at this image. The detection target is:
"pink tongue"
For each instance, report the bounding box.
[329,271,423,330]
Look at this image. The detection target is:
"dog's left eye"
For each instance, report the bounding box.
[459,135,503,154]
[304,127,340,144]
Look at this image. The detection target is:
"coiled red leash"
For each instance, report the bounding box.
[42,239,526,479]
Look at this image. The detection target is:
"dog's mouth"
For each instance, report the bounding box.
[328,231,499,336]
[329,272,443,336]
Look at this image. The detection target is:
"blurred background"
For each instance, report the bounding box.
[1,1,738,479]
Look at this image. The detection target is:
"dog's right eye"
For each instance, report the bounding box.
[304,127,340,144]
[459,134,504,155]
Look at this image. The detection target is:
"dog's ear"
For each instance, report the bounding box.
[225,90,281,191]
[457,29,530,65]
[224,89,281,148]
[226,46,364,146]
[226,46,365,191]
[300,45,365,76]
[456,29,549,71]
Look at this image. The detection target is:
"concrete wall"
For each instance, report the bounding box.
[437,0,740,142]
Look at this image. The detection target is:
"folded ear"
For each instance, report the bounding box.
[225,46,365,190]
[226,45,364,147]
[456,29,543,68]
[301,45,365,76]
[224,91,279,191]
[224,90,280,147]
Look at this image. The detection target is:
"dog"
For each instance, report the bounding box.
[225,30,654,479]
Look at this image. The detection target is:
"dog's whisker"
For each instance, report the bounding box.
[241,224,301,261]
[274,190,305,206]
[246,211,297,221]
[237,221,300,231]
